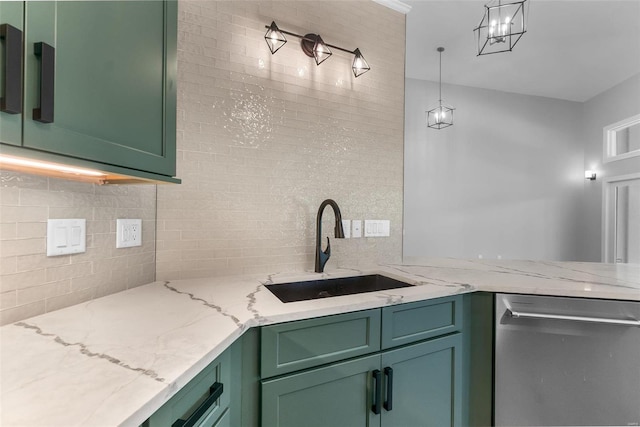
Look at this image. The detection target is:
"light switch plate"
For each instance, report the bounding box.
[364,220,390,237]
[47,219,86,256]
[341,220,351,238]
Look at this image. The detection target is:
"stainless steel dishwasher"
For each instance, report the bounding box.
[495,293,640,426]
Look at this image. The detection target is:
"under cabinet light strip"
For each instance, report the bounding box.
[0,155,107,177]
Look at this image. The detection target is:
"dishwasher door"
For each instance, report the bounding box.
[495,294,640,426]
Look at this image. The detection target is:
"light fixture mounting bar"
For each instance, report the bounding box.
[263,26,356,55]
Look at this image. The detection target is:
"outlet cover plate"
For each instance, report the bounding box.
[116,219,142,248]
[352,220,362,238]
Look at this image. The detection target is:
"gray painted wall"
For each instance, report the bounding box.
[580,73,640,261]
[403,78,585,261]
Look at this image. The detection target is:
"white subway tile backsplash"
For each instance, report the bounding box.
[156,0,404,279]
[0,174,156,325]
[16,280,71,306]
[0,0,404,324]
[0,300,45,326]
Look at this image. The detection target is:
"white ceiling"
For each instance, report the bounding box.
[404,0,640,102]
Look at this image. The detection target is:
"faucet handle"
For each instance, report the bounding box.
[322,237,331,257]
[318,237,331,272]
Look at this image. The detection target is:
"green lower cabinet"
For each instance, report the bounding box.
[143,340,241,427]
[380,334,462,427]
[261,333,462,427]
[261,354,381,427]
[210,408,231,427]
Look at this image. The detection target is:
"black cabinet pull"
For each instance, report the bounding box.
[33,41,54,123]
[383,366,393,411]
[0,24,23,114]
[172,382,223,427]
[371,369,382,415]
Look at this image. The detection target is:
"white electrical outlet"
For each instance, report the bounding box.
[116,219,142,248]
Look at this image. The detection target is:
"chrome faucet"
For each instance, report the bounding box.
[315,199,345,273]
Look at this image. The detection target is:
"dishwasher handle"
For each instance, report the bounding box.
[506,309,640,327]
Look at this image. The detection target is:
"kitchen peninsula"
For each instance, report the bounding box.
[1,259,638,426]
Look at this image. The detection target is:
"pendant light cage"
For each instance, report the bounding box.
[310,34,332,66]
[264,21,287,54]
[352,49,370,77]
[427,47,454,130]
[474,0,528,56]
[427,103,455,130]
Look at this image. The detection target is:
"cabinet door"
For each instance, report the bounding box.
[0,1,23,146]
[22,1,176,177]
[380,333,462,427]
[261,354,381,427]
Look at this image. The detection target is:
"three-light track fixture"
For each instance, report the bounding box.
[264,21,370,78]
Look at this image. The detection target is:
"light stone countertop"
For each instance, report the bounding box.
[1,259,638,427]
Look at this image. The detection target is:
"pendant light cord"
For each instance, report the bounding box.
[439,49,442,102]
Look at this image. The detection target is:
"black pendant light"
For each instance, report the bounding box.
[426,47,454,130]
[474,0,528,56]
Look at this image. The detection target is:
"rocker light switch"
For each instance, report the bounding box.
[47,219,86,256]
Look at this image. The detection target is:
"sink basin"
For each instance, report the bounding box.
[265,274,413,303]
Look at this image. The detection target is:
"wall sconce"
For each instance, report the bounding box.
[474,0,528,56]
[264,21,370,77]
[585,170,597,181]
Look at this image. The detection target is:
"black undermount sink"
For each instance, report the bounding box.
[265,274,413,303]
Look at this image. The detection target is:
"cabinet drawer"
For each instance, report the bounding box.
[381,295,462,349]
[261,309,381,378]
[144,351,231,427]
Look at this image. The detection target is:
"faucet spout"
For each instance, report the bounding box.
[315,199,345,273]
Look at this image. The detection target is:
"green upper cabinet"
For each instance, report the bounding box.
[0,0,178,183]
[0,2,24,146]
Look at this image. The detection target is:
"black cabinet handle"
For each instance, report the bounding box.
[371,369,382,415]
[383,367,393,411]
[33,41,54,123]
[0,24,23,114]
[172,382,223,427]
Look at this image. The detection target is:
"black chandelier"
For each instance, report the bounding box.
[426,47,454,130]
[474,0,528,56]
[264,21,370,78]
